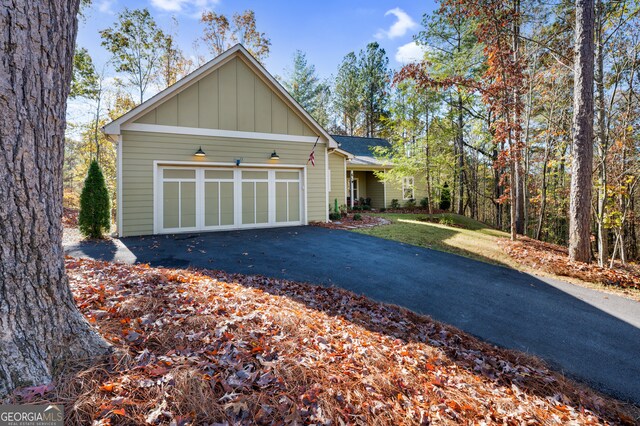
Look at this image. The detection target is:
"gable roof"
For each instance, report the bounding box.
[103,44,337,148]
[330,135,391,156]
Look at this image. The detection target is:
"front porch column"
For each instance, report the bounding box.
[350,170,354,209]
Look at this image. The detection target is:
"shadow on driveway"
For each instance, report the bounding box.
[64,226,640,404]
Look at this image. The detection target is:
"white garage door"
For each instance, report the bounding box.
[158,166,303,233]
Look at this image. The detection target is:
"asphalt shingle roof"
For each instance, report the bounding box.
[330,135,391,157]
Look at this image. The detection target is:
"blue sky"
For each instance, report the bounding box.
[78,0,438,81]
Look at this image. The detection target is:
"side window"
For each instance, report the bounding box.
[402,176,415,200]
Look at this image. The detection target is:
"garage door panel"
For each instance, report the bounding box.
[180,182,196,228]
[160,166,302,233]
[275,182,287,222]
[242,182,255,224]
[288,183,300,222]
[219,182,234,225]
[204,182,220,227]
[163,182,179,229]
[255,182,269,224]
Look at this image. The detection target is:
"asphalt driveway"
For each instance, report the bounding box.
[64,226,640,404]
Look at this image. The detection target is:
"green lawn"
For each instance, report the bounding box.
[355,213,519,269]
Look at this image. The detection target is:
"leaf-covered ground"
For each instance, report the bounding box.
[499,236,640,291]
[12,258,639,425]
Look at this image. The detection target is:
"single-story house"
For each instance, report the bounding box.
[104,44,422,237]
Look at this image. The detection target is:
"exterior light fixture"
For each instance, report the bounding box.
[194,146,206,157]
[270,150,280,160]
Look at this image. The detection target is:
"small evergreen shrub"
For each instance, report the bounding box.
[339,204,348,216]
[329,212,342,221]
[439,183,451,210]
[420,197,429,208]
[379,207,386,212]
[353,213,362,221]
[390,199,400,209]
[365,197,372,206]
[79,160,110,239]
[404,199,416,209]
[362,205,372,211]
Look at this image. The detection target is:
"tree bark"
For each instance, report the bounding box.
[569,0,595,262]
[0,0,110,396]
[594,0,608,267]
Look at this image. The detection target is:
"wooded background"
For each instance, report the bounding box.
[67,1,639,266]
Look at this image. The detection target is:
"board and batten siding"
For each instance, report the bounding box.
[134,57,317,137]
[120,130,327,236]
[328,152,346,207]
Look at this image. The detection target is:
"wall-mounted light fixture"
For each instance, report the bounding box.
[270,150,280,160]
[194,146,206,157]
[235,158,243,166]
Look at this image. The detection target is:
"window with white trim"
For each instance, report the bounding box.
[402,176,415,200]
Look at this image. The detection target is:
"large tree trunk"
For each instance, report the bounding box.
[0,0,110,396]
[513,0,526,236]
[456,92,465,215]
[569,0,595,262]
[594,0,608,267]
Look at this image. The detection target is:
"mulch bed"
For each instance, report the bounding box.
[312,214,391,230]
[499,236,640,290]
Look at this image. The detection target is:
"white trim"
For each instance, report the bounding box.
[121,123,321,143]
[303,167,308,224]
[328,147,354,159]
[103,44,338,149]
[324,147,329,222]
[402,176,415,200]
[154,160,305,169]
[153,161,306,234]
[343,157,347,205]
[383,172,387,208]
[117,135,123,237]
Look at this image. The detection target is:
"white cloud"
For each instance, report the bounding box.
[375,8,417,39]
[149,0,219,15]
[97,0,115,14]
[395,41,427,64]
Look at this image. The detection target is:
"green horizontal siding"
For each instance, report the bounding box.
[120,130,327,236]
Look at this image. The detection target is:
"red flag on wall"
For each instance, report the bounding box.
[307,136,319,166]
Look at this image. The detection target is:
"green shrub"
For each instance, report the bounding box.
[362,205,372,211]
[334,198,339,213]
[439,183,451,210]
[329,212,342,221]
[404,199,416,209]
[79,160,110,239]
[439,216,454,227]
[379,207,386,212]
[365,197,372,206]
[420,197,429,208]
[339,204,348,216]
[390,199,400,209]
[353,213,362,221]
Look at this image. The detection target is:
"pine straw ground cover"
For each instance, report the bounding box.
[499,237,640,291]
[11,259,639,425]
[312,215,391,230]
